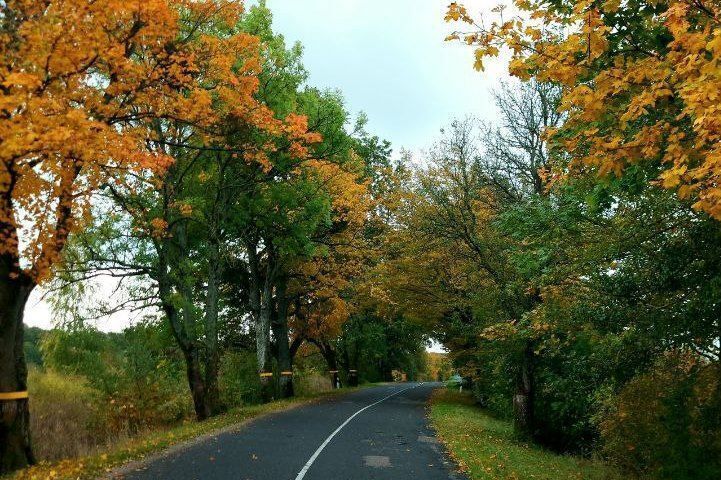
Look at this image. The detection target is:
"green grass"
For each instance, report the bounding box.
[8,386,366,480]
[429,389,621,480]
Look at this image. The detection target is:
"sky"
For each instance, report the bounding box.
[266,0,509,153]
[24,0,510,333]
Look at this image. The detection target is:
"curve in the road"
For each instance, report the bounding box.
[294,383,421,480]
[113,382,465,480]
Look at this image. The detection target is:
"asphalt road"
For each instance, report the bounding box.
[114,382,466,480]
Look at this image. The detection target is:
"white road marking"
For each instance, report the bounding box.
[294,383,423,480]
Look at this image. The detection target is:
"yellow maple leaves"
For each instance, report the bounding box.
[445,2,474,23]
[1,0,327,281]
[447,0,721,220]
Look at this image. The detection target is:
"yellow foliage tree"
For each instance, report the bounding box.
[0,0,271,471]
[288,156,372,380]
[446,0,721,218]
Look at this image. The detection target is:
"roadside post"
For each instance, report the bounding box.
[329,370,340,389]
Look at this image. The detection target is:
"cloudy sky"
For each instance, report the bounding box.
[267,0,507,152]
[25,0,510,332]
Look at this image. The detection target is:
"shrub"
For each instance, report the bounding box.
[597,351,721,480]
[294,371,332,396]
[38,325,194,440]
[219,351,262,407]
[28,369,108,461]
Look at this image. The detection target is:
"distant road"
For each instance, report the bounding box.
[114,382,466,480]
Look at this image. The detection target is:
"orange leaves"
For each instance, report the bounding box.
[288,155,371,342]
[448,0,721,220]
[282,113,324,160]
[133,152,175,174]
[1,0,295,281]
[149,218,169,239]
[445,3,474,24]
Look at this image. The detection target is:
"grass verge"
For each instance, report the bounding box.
[429,389,621,480]
[7,387,365,480]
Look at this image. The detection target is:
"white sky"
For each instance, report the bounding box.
[24,0,510,333]
[267,0,507,152]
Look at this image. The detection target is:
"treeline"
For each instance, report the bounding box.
[0,0,426,473]
[383,84,720,478]
[19,319,426,462]
[373,2,721,479]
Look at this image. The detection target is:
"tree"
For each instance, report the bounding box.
[446,0,721,218]
[481,81,563,200]
[445,0,721,461]
[0,0,259,471]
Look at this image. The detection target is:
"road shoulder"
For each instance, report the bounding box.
[428,389,621,480]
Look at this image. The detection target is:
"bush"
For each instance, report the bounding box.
[219,351,262,407]
[28,369,108,461]
[39,325,193,436]
[106,325,192,433]
[597,351,721,480]
[294,371,332,396]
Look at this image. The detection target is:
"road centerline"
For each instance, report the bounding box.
[293,383,422,480]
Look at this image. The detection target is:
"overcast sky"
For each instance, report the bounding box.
[25,0,509,333]
[267,0,506,152]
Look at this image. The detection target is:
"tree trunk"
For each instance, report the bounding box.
[257,261,274,403]
[182,346,211,421]
[203,241,222,415]
[157,247,212,422]
[313,340,340,388]
[339,337,359,386]
[246,239,275,402]
[513,341,535,437]
[289,335,304,361]
[257,298,274,401]
[0,262,35,474]
[324,347,340,389]
[272,278,293,398]
[347,369,359,387]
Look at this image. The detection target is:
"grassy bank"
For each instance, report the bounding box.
[7,386,362,480]
[429,389,620,480]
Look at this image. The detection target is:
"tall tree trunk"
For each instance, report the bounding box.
[324,343,340,389]
[157,246,211,421]
[182,345,211,421]
[0,259,35,474]
[255,256,274,402]
[311,339,340,388]
[203,241,222,414]
[338,336,358,386]
[289,335,304,361]
[159,285,211,421]
[247,240,270,401]
[272,278,293,398]
[513,341,535,437]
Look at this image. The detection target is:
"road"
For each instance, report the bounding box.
[114,382,466,480]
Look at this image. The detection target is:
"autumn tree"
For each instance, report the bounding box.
[288,157,370,388]
[245,88,371,399]
[446,0,721,218]
[0,0,266,471]
[286,115,398,388]
[51,1,326,415]
[444,0,721,464]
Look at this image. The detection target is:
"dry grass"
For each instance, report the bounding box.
[26,368,338,465]
[28,369,112,462]
[27,368,194,463]
[294,371,333,396]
